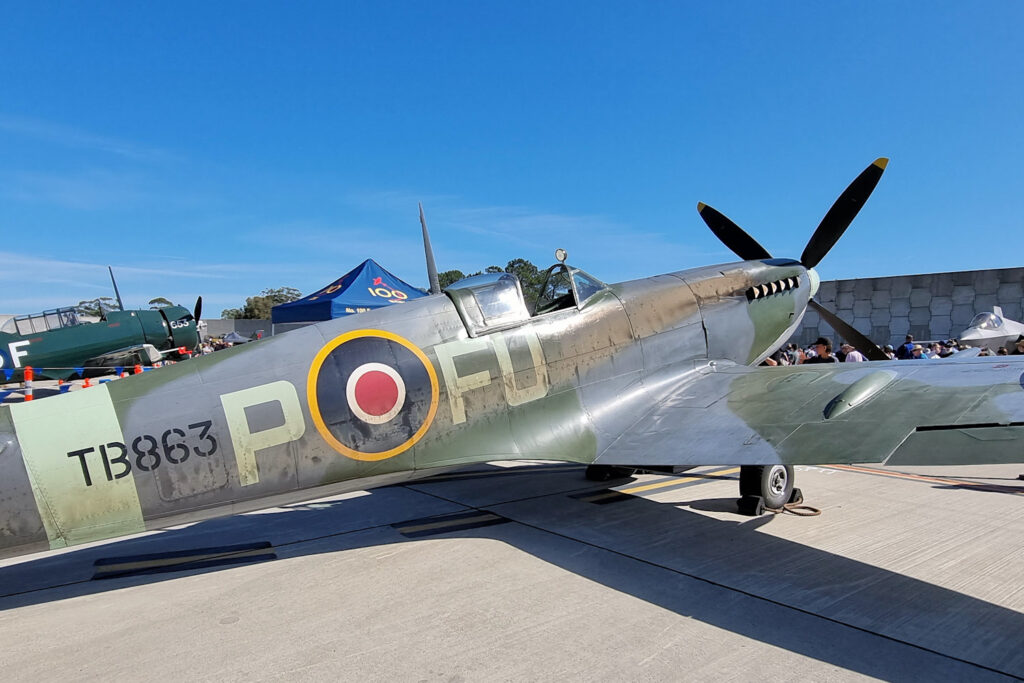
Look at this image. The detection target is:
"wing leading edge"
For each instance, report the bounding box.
[596,358,1024,468]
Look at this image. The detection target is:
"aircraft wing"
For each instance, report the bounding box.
[85,343,163,368]
[595,358,1024,468]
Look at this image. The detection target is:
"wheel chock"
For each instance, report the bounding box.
[737,495,765,516]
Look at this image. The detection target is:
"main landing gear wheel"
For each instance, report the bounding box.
[738,465,795,514]
[585,465,635,482]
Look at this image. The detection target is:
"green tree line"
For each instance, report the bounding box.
[221,287,303,319]
[76,296,183,317]
[439,258,546,308]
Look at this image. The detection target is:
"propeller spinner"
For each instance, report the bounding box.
[696,158,889,361]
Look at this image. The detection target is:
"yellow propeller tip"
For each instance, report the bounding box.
[874,158,889,169]
[697,202,707,212]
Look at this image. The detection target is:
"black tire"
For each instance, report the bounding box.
[739,465,794,509]
[585,465,635,482]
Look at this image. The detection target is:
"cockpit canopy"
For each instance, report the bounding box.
[534,264,606,315]
[447,272,530,332]
[1,307,82,335]
[968,312,1003,330]
[445,263,607,337]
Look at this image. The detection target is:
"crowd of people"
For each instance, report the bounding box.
[762,333,1024,366]
[197,339,238,355]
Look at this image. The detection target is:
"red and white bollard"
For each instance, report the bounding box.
[134,364,143,375]
[23,366,33,402]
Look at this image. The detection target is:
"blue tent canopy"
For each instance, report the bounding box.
[271,259,426,324]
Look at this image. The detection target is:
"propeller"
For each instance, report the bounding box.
[698,158,888,270]
[800,158,887,269]
[807,300,889,361]
[192,296,205,348]
[696,203,772,261]
[696,158,890,361]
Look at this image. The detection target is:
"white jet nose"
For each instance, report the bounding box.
[807,268,820,298]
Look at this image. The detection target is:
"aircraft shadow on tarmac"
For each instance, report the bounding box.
[1,464,1021,680]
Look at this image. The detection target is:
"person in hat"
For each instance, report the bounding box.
[882,344,896,360]
[910,344,930,360]
[1011,335,1024,356]
[843,342,866,362]
[804,337,838,363]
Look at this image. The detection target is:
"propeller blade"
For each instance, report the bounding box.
[800,158,888,268]
[193,296,203,323]
[808,298,889,361]
[697,202,773,261]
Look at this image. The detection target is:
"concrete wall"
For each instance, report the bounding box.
[793,267,1024,347]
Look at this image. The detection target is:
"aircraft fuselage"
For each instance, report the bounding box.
[0,259,809,558]
[0,306,200,381]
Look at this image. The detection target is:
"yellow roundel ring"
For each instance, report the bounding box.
[307,329,439,462]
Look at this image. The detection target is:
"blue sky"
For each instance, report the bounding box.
[1,3,1021,316]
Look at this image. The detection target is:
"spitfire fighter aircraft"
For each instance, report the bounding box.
[0,275,202,382]
[2,158,1024,560]
[960,306,1024,352]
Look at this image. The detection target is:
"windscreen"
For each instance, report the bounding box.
[968,312,1003,330]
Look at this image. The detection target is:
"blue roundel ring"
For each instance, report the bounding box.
[307,329,439,461]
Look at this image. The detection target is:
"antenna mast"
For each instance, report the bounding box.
[108,266,125,310]
[419,203,441,294]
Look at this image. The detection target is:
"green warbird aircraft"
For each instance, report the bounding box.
[0,286,202,382]
[2,158,1022,559]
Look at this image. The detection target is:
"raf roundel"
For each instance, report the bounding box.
[346,362,406,425]
[308,330,439,461]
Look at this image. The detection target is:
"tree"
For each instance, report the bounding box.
[76,297,117,317]
[504,258,545,310]
[438,258,548,309]
[221,287,302,319]
[438,270,466,289]
[148,297,175,309]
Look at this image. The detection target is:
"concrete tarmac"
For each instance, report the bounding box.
[1,461,1022,681]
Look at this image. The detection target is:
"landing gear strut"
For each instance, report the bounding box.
[737,465,801,515]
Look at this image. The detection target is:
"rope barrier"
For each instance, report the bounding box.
[766,502,822,516]
[0,362,183,386]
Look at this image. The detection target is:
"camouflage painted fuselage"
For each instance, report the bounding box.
[4,257,1024,560]
[0,259,806,558]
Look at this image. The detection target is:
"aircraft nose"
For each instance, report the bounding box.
[807,268,820,298]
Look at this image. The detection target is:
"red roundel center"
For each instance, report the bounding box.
[354,370,400,416]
